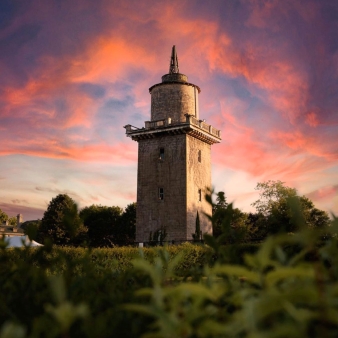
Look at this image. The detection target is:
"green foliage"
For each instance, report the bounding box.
[211,191,252,242]
[252,180,298,215]
[38,194,86,246]
[0,209,15,226]
[251,180,331,237]
[22,220,41,240]
[8,216,17,227]
[212,191,228,237]
[1,188,338,337]
[0,208,8,224]
[79,204,123,247]
[37,198,136,247]
[115,202,137,244]
[127,208,338,337]
[0,240,152,337]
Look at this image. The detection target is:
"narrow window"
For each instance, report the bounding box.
[198,189,202,202]
[198,150,201,162]
[159,187,164,200]
[159,148,165,160]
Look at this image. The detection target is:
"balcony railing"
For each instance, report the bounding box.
[145,118,171,129]
[125,115,221,139]
[186,115,221,138]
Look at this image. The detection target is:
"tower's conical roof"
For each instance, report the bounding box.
[161,45,188,84]
[169,45,179,74]
[149,45,200,93]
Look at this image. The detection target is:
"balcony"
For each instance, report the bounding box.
[187,115,221,138]
[124,114,221,140]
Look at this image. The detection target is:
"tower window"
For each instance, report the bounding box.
[159,188,164,200]
[198,150,201,162]
[198,189,202,202]
[159,148,165,160]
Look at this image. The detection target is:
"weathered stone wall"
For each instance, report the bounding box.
[150,84,199,123]
[186,135,212,239]
[136,134,188,242]
[136,133,213,243]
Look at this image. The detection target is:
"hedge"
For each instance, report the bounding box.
[2,222,338,337]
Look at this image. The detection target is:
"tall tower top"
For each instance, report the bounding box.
[169,45,179,74]
[153,45,198,87]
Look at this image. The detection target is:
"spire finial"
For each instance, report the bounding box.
[169,45,179,74]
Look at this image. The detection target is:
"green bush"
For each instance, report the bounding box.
[1,212,338,337]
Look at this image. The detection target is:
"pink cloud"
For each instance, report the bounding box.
[305,112,320,127]
[306,185,338,202]
[0,0,336,217]
[207,38,309,124]
[246,0,318,30]
[212,101,336,183]
[0,141,137,163]
[0,202,44,220]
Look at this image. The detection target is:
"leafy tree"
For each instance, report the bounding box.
[38,194,85,245]
[211,191,251,241]
[8,217,17,227]
[206,190,247,243]
[229,208,252,242]
[212,191,229,237]
[79,205,123,247]
[251,180,330,235]
[299,195,331,229]
[245,212,267,242]
[0,210,21,227]
[22,220,41,241]
[212,191,228,213]
[115,203,136,245]
[0,209,8,224]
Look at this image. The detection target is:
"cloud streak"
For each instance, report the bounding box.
[0,0,337,218]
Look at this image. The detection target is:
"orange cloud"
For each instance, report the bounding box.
[306,112,319,127]
[306,185,338,202]
[0,141,137,163]
[208,39,309,124]
[212,100,336,184]
[270,130,337,162]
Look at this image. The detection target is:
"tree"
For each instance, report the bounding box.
[210,191,251,243]
[8,217,17,227]
[212,191,228,213]
[38,194,85,245]
[0,210,19,227]
[22,220,42,241]
[0,209,8,224]
[115,203,136,245]
[212,191,229,237]
[79,205,123,247]
[251,180,330,235]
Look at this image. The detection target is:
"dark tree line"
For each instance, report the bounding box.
[34,194,136,247]
[212,180,331,243]
[31,180,331,247]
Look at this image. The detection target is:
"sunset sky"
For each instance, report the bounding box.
[0,0,337,220]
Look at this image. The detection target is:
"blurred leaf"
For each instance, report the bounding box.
[0,322,26,338]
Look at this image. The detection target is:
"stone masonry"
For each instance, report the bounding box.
[124,46,221,243]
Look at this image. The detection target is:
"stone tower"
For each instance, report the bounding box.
[125,46,221,243]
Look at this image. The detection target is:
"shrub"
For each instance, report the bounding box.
[1,213,338,337]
